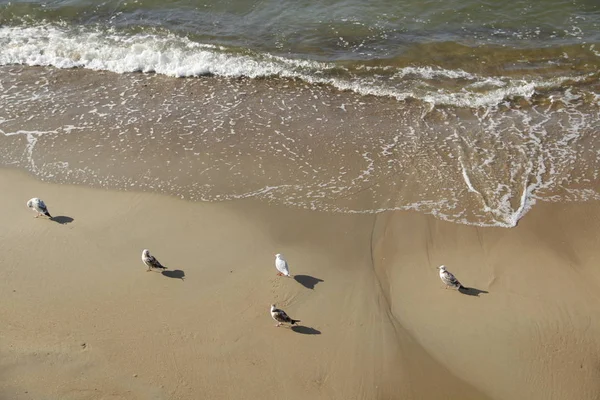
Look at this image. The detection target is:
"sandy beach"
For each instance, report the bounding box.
[1,167,599,399]
[2,0,599,397]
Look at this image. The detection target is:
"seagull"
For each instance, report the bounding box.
[275,253,290,277]
[438,265,465,290]
[27,197,52,219]
[142,249,166,272]
[270,304,300,327]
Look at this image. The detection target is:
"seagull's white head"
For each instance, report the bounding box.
[26,199,33,208]
[275,253,282,259]
[142,249,150,257]
[438,265,446,270]
[270,304,276,312]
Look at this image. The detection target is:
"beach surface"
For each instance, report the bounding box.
[1,167,600,400]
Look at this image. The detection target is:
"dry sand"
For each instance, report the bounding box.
[1,167,599,400]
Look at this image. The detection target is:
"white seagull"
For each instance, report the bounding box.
[270,304,300,327]
[142,249,166,272]
[275,253,290,277]
[27,197,52,219]
[438,265,465,290]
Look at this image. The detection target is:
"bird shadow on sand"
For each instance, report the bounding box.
[459,287,489,297]
[161,269,185,280]
[293,275,324,290]
[291,325,321,335]
[50,216,74,225]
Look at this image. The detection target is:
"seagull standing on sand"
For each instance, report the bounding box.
[275,253,290,277]
[142,249,166,272]
[270,304,300,327]
[27,197,52,219]
[438,265,465,290]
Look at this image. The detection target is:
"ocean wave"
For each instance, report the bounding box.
[1,24,594,108]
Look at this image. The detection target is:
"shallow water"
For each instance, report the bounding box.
[1,0,599,104]
[0,1,599,227]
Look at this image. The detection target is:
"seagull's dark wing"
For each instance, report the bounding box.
[146,255,165,269]
[274,309,292,323]
[443,270,461,286]
[39,202,51,217]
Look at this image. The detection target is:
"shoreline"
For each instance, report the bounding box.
[2,167,600,399]
[2,64,599,229]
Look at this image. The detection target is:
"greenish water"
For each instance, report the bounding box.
[1,0,599,64]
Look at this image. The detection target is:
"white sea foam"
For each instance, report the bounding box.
[1,30,597,229]
[0,24,582,108]
[459,157,481,194]
[0,128,57,171]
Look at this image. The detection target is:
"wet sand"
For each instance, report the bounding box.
[2,66,599,228]
[1,167,599,399]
